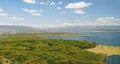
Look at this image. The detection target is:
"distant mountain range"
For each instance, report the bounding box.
[62,26,120,30]
[0,25,120,34]
[0,25,38,34]
[42,25,120,32]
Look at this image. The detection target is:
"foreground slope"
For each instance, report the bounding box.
[0,34,104,64]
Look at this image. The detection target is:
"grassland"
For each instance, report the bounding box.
[87,45,120,55]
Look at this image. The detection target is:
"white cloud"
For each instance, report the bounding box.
[23,8,43,13]
[1,16,119,28]
[74,10,85,14]
[23,0,36,4]
[65,2,92,15]
[37,17,120,28]
[31,13,42,16]
[62,17,120,26]
[23,8,43,16]
[0,8,8,16]
[40,2,48,5]
[39,1,62,6]
[58,1,62,5]
[97,17,120,23]
[57,7,62,10]
[0,8,3,12]
[9,17,24,21]
[65,2,92,9]
[0,13,8,16]
[50,1,56,6]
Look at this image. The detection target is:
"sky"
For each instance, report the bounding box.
[0,0,120,28]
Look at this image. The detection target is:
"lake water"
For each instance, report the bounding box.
[105,55,120,64]
[50,32,120,46]
[1,32,120,63]
[50,32,120,64]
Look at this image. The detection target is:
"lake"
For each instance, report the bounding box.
[49,32,120,64]
[50,32,120,46]
[105,55,120,64]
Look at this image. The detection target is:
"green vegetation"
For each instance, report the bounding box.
[0,34,104,64]
[1,32,71,38]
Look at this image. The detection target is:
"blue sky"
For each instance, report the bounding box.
[0,0,120,28]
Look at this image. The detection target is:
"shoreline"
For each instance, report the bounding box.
[86,45,120,55]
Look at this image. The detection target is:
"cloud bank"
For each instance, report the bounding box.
[2,17,119,28]
[0,8,8,16]
[65,2,93,14]
[23,0,36,4]
[65,2,92,9]
[9,17,24,21]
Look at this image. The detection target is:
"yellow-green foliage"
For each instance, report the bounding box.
[87,45,120,55]
[0,34,104,64]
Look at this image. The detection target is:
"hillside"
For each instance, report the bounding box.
[42,26,120,32]
[0,34,104,64]
[0,25,38,34]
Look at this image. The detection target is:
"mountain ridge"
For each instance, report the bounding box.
[0,25,38,34]
[0,25,120,34]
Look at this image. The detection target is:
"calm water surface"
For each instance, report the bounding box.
[49,32,120,64]
[105,55,120,64]
[50,32,120,46]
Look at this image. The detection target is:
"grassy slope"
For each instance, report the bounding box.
[0,34,104,64]
[87,45,120,55]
